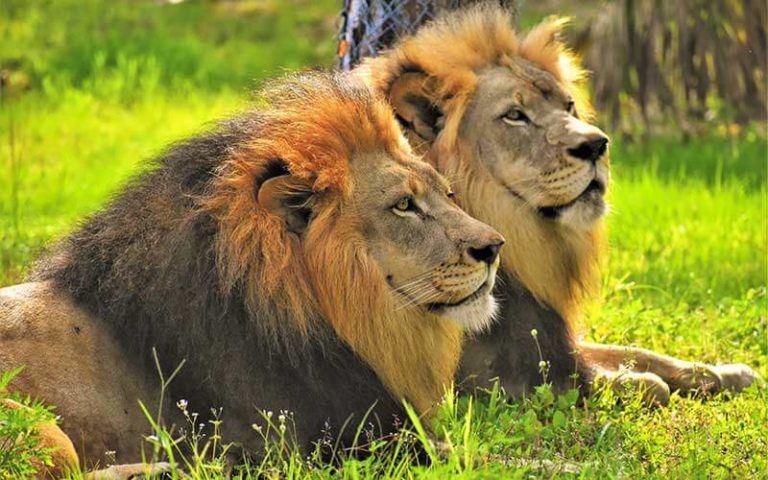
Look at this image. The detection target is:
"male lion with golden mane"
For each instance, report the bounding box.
[354,3,760,404]
[0,72,504,473]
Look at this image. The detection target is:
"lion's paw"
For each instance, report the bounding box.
[667,362,722,394]
[618,371,671,407]
[711,363,762,393]
[594,370,671,407]
[84,462,172,480]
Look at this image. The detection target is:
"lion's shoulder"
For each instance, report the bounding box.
[0,282,88,339]
[0,281,130,366]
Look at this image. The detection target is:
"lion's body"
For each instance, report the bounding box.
[0,73,505,469]
[0,280,404,466]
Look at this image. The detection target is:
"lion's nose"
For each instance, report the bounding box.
[568,136,608,163]
[468,237,504,265]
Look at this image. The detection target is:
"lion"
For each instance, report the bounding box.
[353,3,760,404]
[0,72,505,472]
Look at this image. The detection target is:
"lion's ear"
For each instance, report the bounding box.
[257,164,315,235]
[388,72,443,142]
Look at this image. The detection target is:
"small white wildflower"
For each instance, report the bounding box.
[252,423,262,432]
[531,329,538,338]
[266,411,273,419]
[278,414,286,424]
[279,424,286,433]
[538,360,547,369]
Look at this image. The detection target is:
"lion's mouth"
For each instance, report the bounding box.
[425,274,494,312]
[537,179,605,220]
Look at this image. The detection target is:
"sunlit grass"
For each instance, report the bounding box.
[0,90,245,284]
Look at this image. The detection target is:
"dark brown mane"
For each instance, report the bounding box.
[30,72,412,454]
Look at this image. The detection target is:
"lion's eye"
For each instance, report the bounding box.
[501,108,530,125]
[393,197,413,212]
[447,191,456,199]
[566,100,576,114]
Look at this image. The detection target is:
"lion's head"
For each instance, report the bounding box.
[355,5,606,320]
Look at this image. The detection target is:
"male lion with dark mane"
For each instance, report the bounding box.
[354,3,759,404]
[0,72,504,472]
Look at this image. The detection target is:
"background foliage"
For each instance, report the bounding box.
[576,0,766,135]
[0,0,766,477]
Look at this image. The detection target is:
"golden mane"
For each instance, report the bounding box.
[203,74,461,413]
[356,4,603,325]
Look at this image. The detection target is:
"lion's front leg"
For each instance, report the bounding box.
[578,341,761,395]
[83,462,172,480]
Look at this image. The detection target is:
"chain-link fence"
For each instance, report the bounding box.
[335,0,519,71]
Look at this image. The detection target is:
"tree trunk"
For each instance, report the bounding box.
[335,0,520,70]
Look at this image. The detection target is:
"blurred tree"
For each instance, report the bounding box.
[335,0,519,70]
[573,0,766,134]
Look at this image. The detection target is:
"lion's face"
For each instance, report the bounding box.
[345,152,504,332]
[459,61,609,230]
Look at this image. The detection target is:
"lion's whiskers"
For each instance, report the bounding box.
[395,290,442,311]
[397,282,434,297]
[394,271,434,291]
[499,175,538,189]
[394,284,443,311]
[393,285,434,304]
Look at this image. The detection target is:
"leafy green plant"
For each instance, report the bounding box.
[0,367,56,478]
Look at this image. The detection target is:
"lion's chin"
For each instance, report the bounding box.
[429,281,499,333]
[556,191,607,231]
[536,179,607,231]
[443,293,499,332]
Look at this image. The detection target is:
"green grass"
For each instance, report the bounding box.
[1,1,767,478]
[0,368,58,477]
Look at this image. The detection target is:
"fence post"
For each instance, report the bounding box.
[335,0,519,71]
